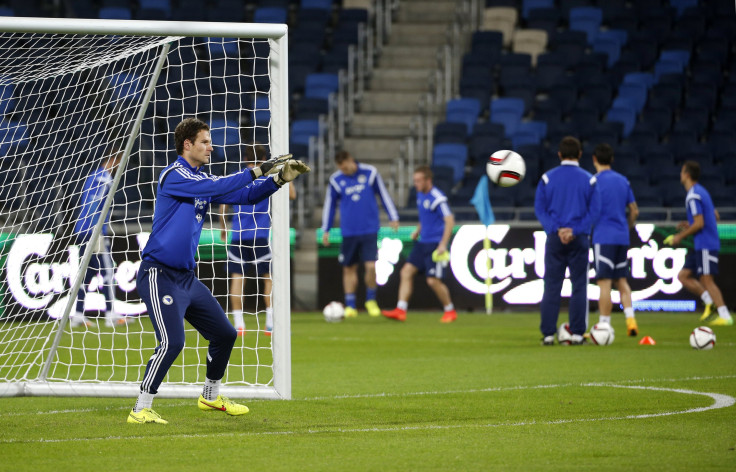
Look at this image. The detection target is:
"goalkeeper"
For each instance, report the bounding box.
[129,118,310,424]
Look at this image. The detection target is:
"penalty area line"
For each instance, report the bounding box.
[0,384,733,444]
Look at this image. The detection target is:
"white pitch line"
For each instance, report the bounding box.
[0,384,733,444]
[2,374,736,417]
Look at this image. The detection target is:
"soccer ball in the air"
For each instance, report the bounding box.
[689,326,716,350]
[323,301,345,323]
[557,322,572,345]
[589,322,615,345]
[486,150,526,187]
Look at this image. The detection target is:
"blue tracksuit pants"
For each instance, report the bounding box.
[137,260,237,395]
[540,234,590,337]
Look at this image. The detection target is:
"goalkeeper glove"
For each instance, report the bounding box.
[275,159,311,186]
[251,153,292,178]
[663,235,675,246]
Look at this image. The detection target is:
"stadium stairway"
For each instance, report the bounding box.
[342,0,459,175]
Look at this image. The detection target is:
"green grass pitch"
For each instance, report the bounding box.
[1,311,734,471]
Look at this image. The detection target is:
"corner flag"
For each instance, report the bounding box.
[470,175,495,225]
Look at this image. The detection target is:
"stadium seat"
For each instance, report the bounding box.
[605,107,636,138]
[547,83,577,114]
[511,30,548,66]
[569,6,603,42]
[580,82,613,111]
[432,143,468,184]
[616,82,648,112]
[338,8,369,24]
[471,121,505,138]
[294,97,329,120]
[253,7,287,23]
[434,121,468,144]
[522,0,554,19]
[670,0,698,17]
[532,100,562,125]
[321,46,350,73]
[98,6,132,19]
[623,72,655,90]
[471,30,504,52]
[290,119,320,146]
[660,49,691,69]
[445,98,482,135]
[139,0,171,15]
[592,35,621,67]
[469,135,503,163]
[304,73,339,99]
[298,7,331,28]
[481,7,518,46]
[606,7,638,32]
[527,8,560,36]
[208,117,240,162]
[300,0,333,11]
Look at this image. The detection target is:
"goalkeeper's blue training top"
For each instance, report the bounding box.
[142,156,279,270]
[321,162,399,237]
[74,166,113,241]
[534,160,601,237]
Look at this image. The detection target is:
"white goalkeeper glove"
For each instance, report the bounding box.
[274,159,311,186]
[251,153,292,178]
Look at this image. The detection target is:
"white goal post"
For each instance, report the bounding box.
[0,17,291,399]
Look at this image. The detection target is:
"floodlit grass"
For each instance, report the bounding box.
[1,311,734,471]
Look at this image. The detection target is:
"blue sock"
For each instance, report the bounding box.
[366,288,377,301]
[345,293,356,308]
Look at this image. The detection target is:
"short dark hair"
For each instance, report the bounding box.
[335,150,353,164]
[559,136,582,159]
[594,143,614,166]
[682,160,700,182]
[175,118,209,155]
[414,165,433,180]
[245,143,267,164]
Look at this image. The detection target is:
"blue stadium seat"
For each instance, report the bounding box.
[300,0,333,11]
[670,0,698,17]
[547,83,577,114]
[139,0,171,15]
[660,49,691,69]
[469,135,504,163]
[569,6,603,42]
[321,46,350,73]
[605,107,636,138]
[98,6,132,19]
[434,121,468,144]
[616,82,647,112]
[490,98,525,136]
[446,98,482,134]
[527,8,560,36]
[304,73,339,99]
[533,100,562,125]
[339,8,369,24]
[522,0,554,18]
[298,7,331,27]
[471,121,505,138]
[294,97,329,120]
[208,117,240,162]
[291,119,320,146]
[471,31,504,53]
[592,35,621,67]
[107,72,143,103]
[623,72,655,90]
[606,7,638,32]
[207,38,240,58]
[580,82,613,111]
[253,7,287,23]
[432,143,468,184]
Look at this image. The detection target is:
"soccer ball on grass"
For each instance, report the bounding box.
[557,322,572,345]
[689,326,716,350]
[486,150,526,187]
[589,322,615,345]
[323,301,345,323]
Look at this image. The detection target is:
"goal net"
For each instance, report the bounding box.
[0,18,291,399]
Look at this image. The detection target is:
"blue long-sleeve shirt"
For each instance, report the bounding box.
[535,160,601,237]
[143,157,279,270]
[321,162,399,237]
[74,167,113,242]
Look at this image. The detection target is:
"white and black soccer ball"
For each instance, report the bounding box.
[557,322,573,345]
[486,150,526,187]
[590,322,615,345]
[690,326,716,350]
[323,301,345,323]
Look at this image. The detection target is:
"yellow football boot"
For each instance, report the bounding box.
[127,408,168,424]
[365,300,381,317]
[198,395,250,416]
[344,306,358,318]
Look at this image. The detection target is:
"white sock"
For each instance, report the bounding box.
[624,307,635,319]
[134,392,154,412]
[105,311,116,320]
[265,307,273,330]
[202,377,221,401]
[701,291,714,305]
[717,306,732,320]
[397,300,408,311]
[232,310,244,328]
[599,315,611,324]
[443,303,454,312]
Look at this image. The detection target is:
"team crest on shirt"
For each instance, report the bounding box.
[358,174,367,184]
[423,200,430,209]
[194,198,208,223]
[162,295,173,305]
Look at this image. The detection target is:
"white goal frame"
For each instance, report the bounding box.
[0,17,291,399]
